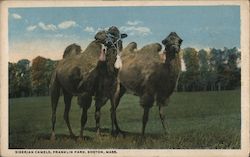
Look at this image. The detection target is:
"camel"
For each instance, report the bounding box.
[115,32,183,135]
[50,26,127,140]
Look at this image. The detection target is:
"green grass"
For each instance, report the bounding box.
[9,90,241,149]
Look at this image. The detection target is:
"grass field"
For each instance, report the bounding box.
[9,90,240,149]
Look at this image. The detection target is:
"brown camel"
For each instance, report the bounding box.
[50,26,127,140]
[115,32,183,135]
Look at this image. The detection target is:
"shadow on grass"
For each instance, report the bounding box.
[85,127,110,133]
[84,127,164,140]
[35,133,93,142]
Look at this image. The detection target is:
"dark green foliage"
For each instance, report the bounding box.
[9,90,240,149]
[178,47,241,92]
[9,57,58,98]
[182,48,200,91]
[9,59,32,98]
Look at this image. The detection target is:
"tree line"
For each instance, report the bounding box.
[8,47,241,98]
[177,47,240,92]
[9,56,58,98]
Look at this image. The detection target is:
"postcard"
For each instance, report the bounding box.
[0,0,249,157]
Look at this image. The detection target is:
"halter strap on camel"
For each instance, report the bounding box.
[105,32,124,69]
[105,33,122,54]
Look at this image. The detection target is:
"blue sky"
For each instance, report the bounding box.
[9,6,240,62]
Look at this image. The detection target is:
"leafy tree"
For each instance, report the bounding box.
[182,48,200,91]
[209,47,241,90]
[31,56,58,96]
[9,59,32,97]
[224,47,241,89]
[198,49,209,91]
[16,59,32,96]
[9,62,19,97]
[31,56,48,96]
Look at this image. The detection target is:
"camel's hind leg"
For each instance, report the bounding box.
[140,93,154,136]
[62,90,75,138]
[50,74,61,141]
[113,84,126,134]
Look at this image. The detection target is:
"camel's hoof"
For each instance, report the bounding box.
[111,130,123,137]
[96,129,101,136]
[136,136,146,145]
[117,129,126,138]
[70,134,77,140]
[111,131,117,137]
[50,135,56,141]
[77,136,84,142]
[163,129,170,136]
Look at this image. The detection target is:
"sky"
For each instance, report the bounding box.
[9,6,240,62]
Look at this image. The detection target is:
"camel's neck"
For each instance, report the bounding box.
[164,51,181,75]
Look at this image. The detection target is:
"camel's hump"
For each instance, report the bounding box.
[124,42,137,52]
[122,42,137,57]
[139,43,162,53]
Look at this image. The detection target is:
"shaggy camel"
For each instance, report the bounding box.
[50,26,127,140]
[116,32,183,135]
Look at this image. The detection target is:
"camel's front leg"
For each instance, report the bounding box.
[157,97,170,134]
[94,98,107,135]
[78,94,92,139]
[159,105,169,134]
[110,81,123,136]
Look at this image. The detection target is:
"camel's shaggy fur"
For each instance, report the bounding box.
[116,32,183,135]
[50,28,127,140]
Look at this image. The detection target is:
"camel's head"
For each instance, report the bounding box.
[102,26,127,74]
[162,32,183,60]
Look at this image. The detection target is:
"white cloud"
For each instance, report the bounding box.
[26,25,37,31]
[94,27,109,33]
[55,34,64,38]
[58,20,76,29]
[12,13,22,20]
[120,26,151,36]
[84,26,95,33]
[38,22,57,31]
[127,20,142,26]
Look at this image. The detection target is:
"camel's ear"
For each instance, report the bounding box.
[121,33,128,39]
[162,39,167,45]
[179,38,183,44]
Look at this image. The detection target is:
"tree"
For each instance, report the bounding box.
[16,59,32,96]
[182,48,200,91]
[198,49,209,91]
[224,47,241,89]
[9,59,32,98]
[31,56,48,96]
[31,56,58,96]
[9,62,19,98]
